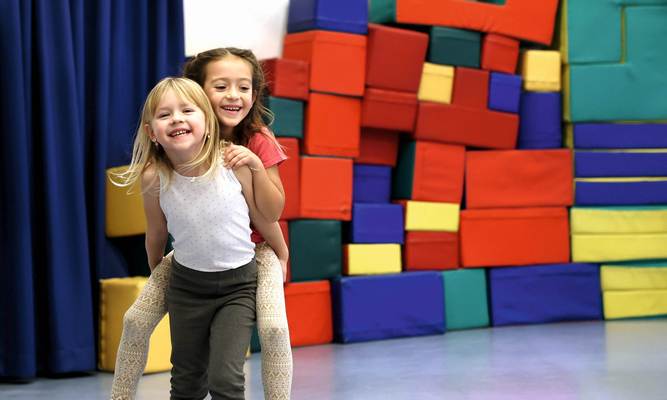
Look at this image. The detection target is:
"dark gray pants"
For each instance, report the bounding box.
[167,258,257,400]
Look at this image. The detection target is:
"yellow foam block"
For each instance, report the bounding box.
[345,244,402,275]
[570,207,667,234]
[106,166,146,237]
[572,233,667,262]
[603,290,667,319]
[601,265,667,291]
[99,277,171,373]
[417,63,454,104]
[521,50,561,92]
[404,201,460,232]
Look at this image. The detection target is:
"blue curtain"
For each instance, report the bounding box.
[0,0,184,380]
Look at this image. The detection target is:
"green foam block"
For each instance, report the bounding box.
[442,269,490,330]
[566,1,667,121]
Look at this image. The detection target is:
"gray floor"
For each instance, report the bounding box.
[2,320,666,399]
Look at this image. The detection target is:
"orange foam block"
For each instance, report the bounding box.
[396,0,560,45]
[415,102,518,149]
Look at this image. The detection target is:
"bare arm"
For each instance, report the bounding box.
[141,166,168,271]
[225,144,285,222]
[235,166,289,280]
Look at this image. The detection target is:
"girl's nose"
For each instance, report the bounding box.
[225,88,239,99]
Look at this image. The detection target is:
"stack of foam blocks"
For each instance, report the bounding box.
[102,0,667,362]
[562,0,667,320]
[100,169,172,373]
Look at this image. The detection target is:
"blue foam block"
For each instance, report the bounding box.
[488,72,522,113]
[575,151,667,177]
[332,272,446,343]
[353,164,392,203]
[575,180,667,205]
[573,123,667,149]
[489,263,602,326]
[288,0,368,34]
[351,203,404,243]
[518,92,562,149]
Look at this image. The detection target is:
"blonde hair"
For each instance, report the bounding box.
[113,77,226,191]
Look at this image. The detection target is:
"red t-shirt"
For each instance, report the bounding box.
[247,129,287,243]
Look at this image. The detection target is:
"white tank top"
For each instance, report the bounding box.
[159,165,255,272]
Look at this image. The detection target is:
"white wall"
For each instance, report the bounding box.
[184,0,290,60]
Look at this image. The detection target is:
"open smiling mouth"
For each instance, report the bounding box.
[223,105,242,113]
[169,129,190,137]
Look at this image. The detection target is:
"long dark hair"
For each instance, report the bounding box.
[182,47,274,146]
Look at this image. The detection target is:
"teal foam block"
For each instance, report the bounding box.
[567,1,667,121]
[267,96,304,138]
[289,220,342,282]
[442,269,490,330]
[428,27,481,68]
[369,0,396,23]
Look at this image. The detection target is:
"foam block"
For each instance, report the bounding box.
[393,140,465,203]
[283,30,366,96]
[518,92,562,149]
[571,123,667,149]
[488,72,522,113]
[361,88,418,131]
[106,166,146,237]
[404,232,459,271]
[99,277,171,372]
[571,233,667,263]
[442,269,490,330]
[344,244,402,275]
[481,33,519,74]
[332,272,446,342]
[601,263,667,291]
[565,1,667,121]
[402,200,460,232]
[452,67,489,109]
[262,58,309,101]
[465,149,573,209]
[284,281,334,346]
[489,263,602,326]
[287,0,368,34]
[396,0,560,45]
[570,206,667,234]
[521,50,561,92]
[366,23,429,92]
[300,156,353,220]
[574,178,667,206]
[304,92,360,157]
[277,138,300,220]
[415,102,518,149]
[428,27,481,68]
[575,150,667,177]
[266,96,303,138]
[460,207,570,268]
[353,164,391,204]
[350,203,404,243]
[369,0,396,23]
[289,219,342,281]
[417,63,454,104]
[603,290,667,319]
[355,128,400,167]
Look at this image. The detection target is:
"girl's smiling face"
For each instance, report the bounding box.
[203,55,255,139]
[147,88,207,166]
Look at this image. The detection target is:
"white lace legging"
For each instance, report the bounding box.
[109,243,293,400]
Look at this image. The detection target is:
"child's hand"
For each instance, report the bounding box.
[279,258,288,283]
[224,144,263,171]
